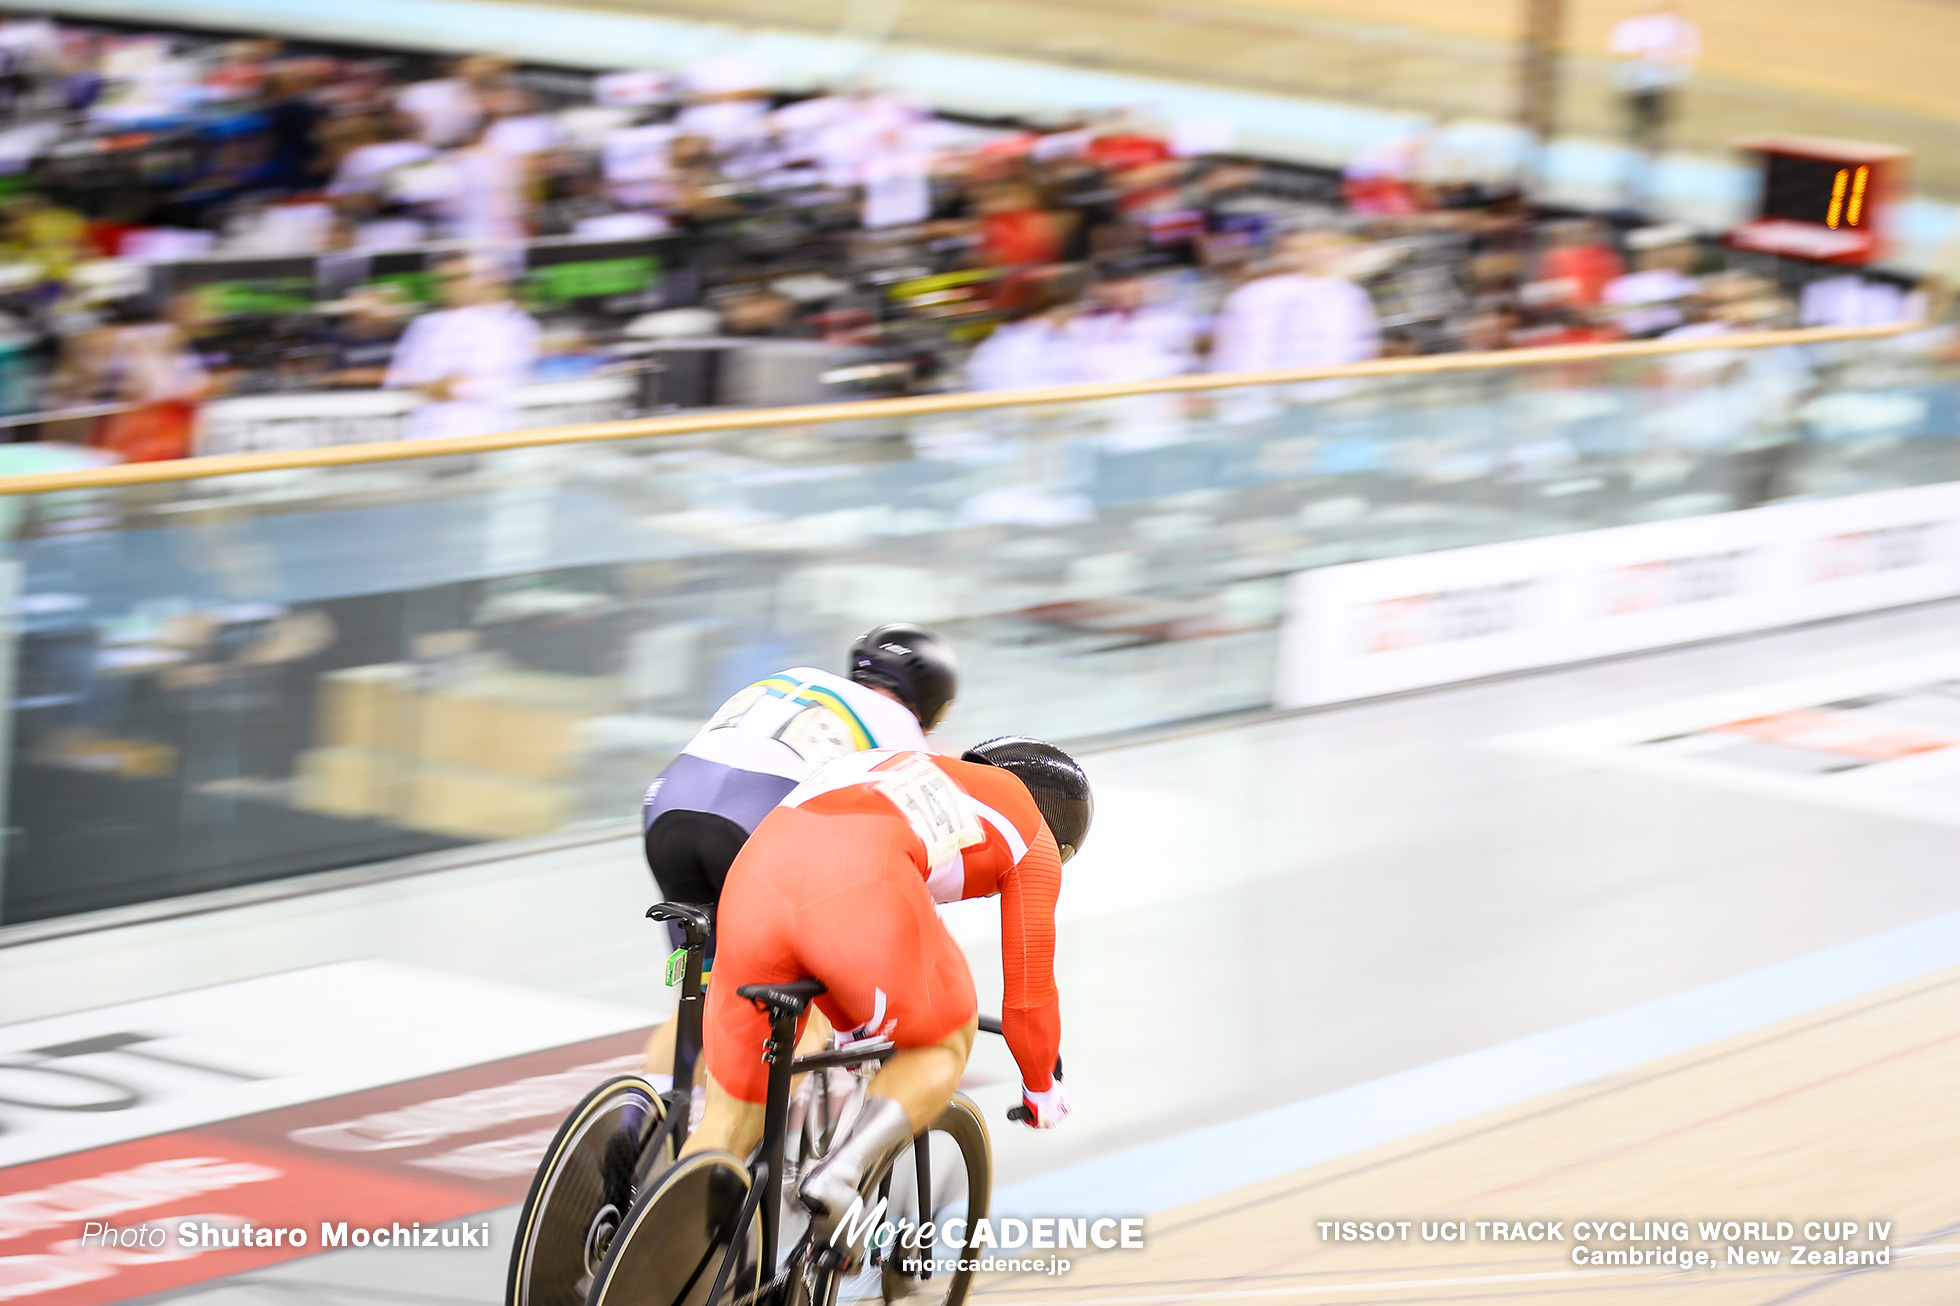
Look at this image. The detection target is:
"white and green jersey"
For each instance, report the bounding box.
[642,667,927,833]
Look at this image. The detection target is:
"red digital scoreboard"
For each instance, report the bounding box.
[1727,135,1907,266]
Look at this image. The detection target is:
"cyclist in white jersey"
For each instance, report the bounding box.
[640,623,957,1076]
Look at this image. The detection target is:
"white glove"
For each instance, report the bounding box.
[1019,1080,1071,1129]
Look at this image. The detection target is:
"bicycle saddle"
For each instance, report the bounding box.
[736,978,827,1015]
[646,901,713,943]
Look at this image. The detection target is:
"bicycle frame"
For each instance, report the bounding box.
[701,991,898,1305]
[645,902,713,1163]
[725,1010,1049,1302]
[631,913,1053,1306]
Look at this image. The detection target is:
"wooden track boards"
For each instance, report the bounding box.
[581,0,1960,195]
[975,963,1960,1303]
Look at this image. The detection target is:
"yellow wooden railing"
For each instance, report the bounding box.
[0,322,1913,496]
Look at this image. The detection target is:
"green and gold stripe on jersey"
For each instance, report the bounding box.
[752,674,877,750]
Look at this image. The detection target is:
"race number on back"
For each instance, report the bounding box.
[783,750,984,869]
[775,705,859,766]
[871,752,983,867]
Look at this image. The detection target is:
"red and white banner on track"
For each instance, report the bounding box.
[1492,648,1960,830]
[0,963,654,1304]
[1277,482,1960,707]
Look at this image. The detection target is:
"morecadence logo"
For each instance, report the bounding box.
[828,1194,1143,1277]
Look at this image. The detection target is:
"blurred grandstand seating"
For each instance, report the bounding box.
[0,12,1923,466]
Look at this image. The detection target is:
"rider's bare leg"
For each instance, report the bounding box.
[679,1071,767,1158]
[641,1020,676,1077]
[798,1008,834,1059]
[797,1018,978,1235]
[677,1011,837,1158]
[863,1017,976,1133]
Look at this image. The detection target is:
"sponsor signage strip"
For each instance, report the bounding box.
[1276,483,1960,707]
[0,961,652,1169]
[0,1029,651,1305]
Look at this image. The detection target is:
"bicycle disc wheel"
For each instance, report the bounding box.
[823,1094,991,1306]
[588,1150,761,1306]
[506,1075,668,1306]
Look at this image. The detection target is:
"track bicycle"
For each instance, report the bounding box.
[513,900,1051,1306]
[587,974,1006,1306]
[505,903,714,1306]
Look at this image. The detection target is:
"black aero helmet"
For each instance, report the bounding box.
[960,736,1093,862]
[847,622,958,730]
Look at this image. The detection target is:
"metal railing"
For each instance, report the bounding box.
[0,323,1910,494]
[0,319,1945,928]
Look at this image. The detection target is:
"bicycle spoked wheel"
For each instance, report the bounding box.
[588,1150,761,1306]
[828,1094,991,1306]
[506,1075,669,1306]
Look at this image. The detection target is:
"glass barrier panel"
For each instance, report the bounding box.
[2,329,1956,923]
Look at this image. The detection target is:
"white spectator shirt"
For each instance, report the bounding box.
[1209,272,1381,375]
[397,77,481,147]
[1800,276,1910,329]
[1066,305,1196,385]
[0,18,59,57]
[443,145,527,243]
[816,95,918,189]
[676,99,771,155]
[773,95,850,162]
[574,211,670,239]
[1661,319,1730,342]
[385,302,540,441]
[965,317,1082,392]
[859,134,933,229]
[1604,267,1698,335]
[354,218,429,250]
[603,122,679,207]
[484,113,559,159]
[1610,12,1701,90]
[328,140,435,198]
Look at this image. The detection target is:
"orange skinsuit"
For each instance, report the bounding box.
[704,749,1063,1103]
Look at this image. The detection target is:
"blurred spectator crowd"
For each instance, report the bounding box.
[0,14,1912,466]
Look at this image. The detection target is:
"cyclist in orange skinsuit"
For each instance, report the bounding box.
[681,739,1092,1235]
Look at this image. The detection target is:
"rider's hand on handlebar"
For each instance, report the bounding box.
[1018,1079,1071,1129]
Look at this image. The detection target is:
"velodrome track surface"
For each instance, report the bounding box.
[558,0,1960,195]
[3,598,1959,1302]
[1117,0,1960,121]
[35,0,1960,203]
[976,962,1960,1305]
